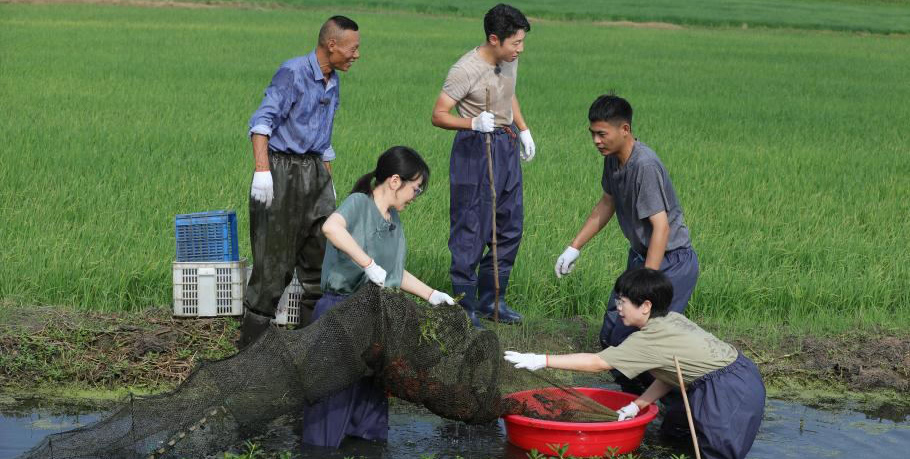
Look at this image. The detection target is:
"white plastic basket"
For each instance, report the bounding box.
[273,276,304,326]
[173,258,247,317]
[244,266,304,326]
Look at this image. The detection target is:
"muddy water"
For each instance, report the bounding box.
[0,399,105,459]
[2,396,908,459]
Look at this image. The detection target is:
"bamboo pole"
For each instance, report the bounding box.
[484,87,500,323]
[674,356,702,459]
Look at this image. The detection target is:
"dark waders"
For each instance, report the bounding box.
[239,151,335,348]
[448,126,524,325]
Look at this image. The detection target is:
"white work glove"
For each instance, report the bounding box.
[250,171,274,208]
[518,129,536,162]
[555,246,581,278]
[471,111,495,133]
[504,351,547,371]
[363,260,387,287]
[428,290,456,306]
[617,402,641,421]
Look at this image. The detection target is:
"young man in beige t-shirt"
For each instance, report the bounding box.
[431,3,536,327]
[504,268,766,459]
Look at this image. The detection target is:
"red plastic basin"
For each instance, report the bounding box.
[502,388,658,457]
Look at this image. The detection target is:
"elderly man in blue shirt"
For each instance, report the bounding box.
[238,16,361,348]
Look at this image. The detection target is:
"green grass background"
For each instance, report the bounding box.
[194,0,910,34]
[1,2,908,335]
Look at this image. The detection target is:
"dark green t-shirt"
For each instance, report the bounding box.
[320,193,406,294]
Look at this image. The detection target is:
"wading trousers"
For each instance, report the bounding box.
[448,127,523,310]
[600,246,699,348]
[244,151,335,326]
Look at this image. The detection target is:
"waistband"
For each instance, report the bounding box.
[630,245,695,263]
[321,291,351,300]
[269,149,322,158]
[460,125,518,139]
[688,351,753,390]
[492,125,517,138]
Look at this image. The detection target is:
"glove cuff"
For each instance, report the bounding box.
[566,246,580,256]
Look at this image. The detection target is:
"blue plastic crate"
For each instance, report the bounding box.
[175,210,239,262]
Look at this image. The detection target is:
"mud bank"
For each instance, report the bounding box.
[1,304,907,409]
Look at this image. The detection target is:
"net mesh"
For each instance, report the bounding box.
[20,284,615,459]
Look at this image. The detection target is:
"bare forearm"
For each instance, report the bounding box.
[511,95,528,131]
[251,134,270,172]
[432,91,473,130]
[546,353,613,373]
[323,161,332,176]
[634,378,674,409]
[570,194,615,249]
[644,214,670,270]
[431,110,472,130]
[400,270,433,301]
[322,216,372,268]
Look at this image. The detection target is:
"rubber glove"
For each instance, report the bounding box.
[428,290,456,305]
[617,402,640,421]
[519,129,536,162]
[555,246,581,278]
[250,171,274,208]
[504,351,547,371]
[471,111,495,133]
[363,260,387,287]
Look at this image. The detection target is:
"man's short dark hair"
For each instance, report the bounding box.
[318,15,359,46]
[588,93,633,129]
[484,4,530,42]
[613,268,673,317]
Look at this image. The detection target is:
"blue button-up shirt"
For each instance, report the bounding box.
[249,51,339,161]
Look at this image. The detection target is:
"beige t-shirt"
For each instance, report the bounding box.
[442,48,517,127]
[597,312,738,387]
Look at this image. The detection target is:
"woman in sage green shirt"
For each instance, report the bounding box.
[301,145,456,448]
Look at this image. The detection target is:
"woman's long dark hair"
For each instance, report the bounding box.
[352,146,430,195]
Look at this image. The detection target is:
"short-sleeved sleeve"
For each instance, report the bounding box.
[635,164,670,220]
[442,64,471,102]
[336,193,369,223]
[596,334,661,380]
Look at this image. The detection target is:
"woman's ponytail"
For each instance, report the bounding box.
[351,169,377,195]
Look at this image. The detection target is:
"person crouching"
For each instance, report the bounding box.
[504,268,765,459]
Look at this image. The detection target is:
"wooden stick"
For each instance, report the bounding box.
[484,87,500,323]
[674,356,702,459]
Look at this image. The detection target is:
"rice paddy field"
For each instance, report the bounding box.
[1,1,909,336]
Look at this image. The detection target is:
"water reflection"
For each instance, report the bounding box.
[2,396,908,459]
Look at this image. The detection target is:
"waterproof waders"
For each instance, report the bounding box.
[239,151,335,348]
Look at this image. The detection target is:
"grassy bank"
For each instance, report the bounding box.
[1,303,907,411]
[1,3,909,335]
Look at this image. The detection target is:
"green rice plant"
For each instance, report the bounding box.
[1,3,908,337]
[182,0,910,34]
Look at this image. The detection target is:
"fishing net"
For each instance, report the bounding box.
[20,284,615,459]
